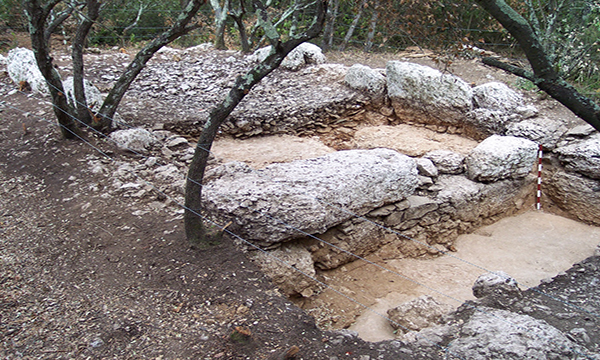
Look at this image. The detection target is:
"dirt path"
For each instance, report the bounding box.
[345,211,600,341]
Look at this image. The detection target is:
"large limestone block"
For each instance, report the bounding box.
[387,295,453,333]
[466,135,538,182]
[447,308,581,359]
[467,108,521,137]
[345,64,386,97]
[472,82,523,112]
[554,134,600,179]
[547,171,600,226]
[434,174,535,223]
[506,117,567,150]
[386,61,473,123]
[424,150,465,174]
[6,48,50,96]
[109,128,157,153]
[202,149,418,246]
[250,243,319,297]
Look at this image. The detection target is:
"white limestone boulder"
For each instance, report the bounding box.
[62,76,104,112]
[473,82,523,112]
[202,148,419,246]
[387,295,453,333]
[554,134,600,179]
[447,308,581,359]
[345,64,386,97]
[250,243,319,297]
[466,135,538,182]
[423,150,465,174]
[109,128,157,153]
[468,108,521,136]
[252,42,326,71]
[506,117,568,150]
[386,61,473,123]
[6,47,50,96]
[547,171,600,226]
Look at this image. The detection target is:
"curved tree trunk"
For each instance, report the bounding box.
[321,0,339,51]
[23,0,79,139]
[211,0,229,49]
[476,0,600,132]
[184,0,327,245]
[95,0,204,131]
[72,0,100,126]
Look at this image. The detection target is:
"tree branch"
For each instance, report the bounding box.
[95,0,205,131]
[482,57,536,82]
[44,1,83,43]
[72,0,100,126]
[476,0,600,131]
[184,0,327,245]
[123,1,147,38]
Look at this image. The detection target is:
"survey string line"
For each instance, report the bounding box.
[16,81,600,322]
[4,102,597,360]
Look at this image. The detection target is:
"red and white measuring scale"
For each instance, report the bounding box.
[536,144,543,210]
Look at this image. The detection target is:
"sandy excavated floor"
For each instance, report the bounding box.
[212,132,600,342]
[348,211,600,341]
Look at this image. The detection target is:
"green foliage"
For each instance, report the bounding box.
[321,0,522,52]
[88,0,185,46]
[0,0,25,30]
[515,77,539,91]
[525,0,600,98]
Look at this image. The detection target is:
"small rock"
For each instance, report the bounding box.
[89,338,104,348]
[569,328,591,344]
[416,157,438,177]
[424,150,465,174]
[109,128,157,153]
[387,295,453,333]
[565,124,596,137]
[472,271,522,308]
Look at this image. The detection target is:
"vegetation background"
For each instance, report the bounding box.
[2,0,599,101]
[0,0,600,100]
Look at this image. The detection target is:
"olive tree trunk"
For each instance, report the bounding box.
[72,0,100,126]
[23,0,204,136]
[94,0,204,131]
[23,0,79,139]
[184,0,327,246]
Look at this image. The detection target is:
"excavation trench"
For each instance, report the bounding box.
[210,125,600,342]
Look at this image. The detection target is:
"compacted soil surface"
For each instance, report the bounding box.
[2,42,600,359]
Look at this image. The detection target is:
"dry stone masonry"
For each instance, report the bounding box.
[8,43,595,288]
[4,43,600,359]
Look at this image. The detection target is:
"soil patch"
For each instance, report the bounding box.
[2,43,599,358]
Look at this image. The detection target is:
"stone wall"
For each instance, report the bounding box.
[205,134,539,297]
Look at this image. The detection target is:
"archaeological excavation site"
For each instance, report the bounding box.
[2,43,600,359]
